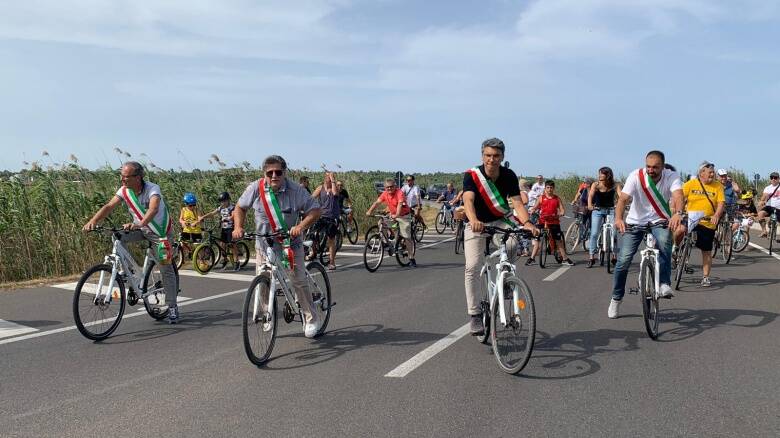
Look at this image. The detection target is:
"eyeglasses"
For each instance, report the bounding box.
[265,169,284,177]
[120,173,139,178]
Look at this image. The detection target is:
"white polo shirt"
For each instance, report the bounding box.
[622,168,683,225]
[763,183,780,208]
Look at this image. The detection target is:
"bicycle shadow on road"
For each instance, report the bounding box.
[259,324,445,371]
[655,307,777,343]
[98,309,241,344]
[517,328,644,380]
[673,275,780,291]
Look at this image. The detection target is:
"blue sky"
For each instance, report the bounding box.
[1,0,779,178]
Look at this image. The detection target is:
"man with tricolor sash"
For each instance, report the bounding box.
[83,161,180,323]
[232,155,324,338]
[462,138,537,336]
[610,150,684,319]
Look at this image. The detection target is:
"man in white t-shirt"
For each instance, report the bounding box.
[83,161,180,323]
[757,171,780,238]
[609,150,684,319]
[402,174,425,228]
[528,175,545,208]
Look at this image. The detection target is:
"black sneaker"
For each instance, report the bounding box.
[409,259,417,268]
[234,263,240,272]
[168,305,179,324]
[524,258,535,266]
[469,314,485,336]
[586,259,595,268]
[562,258,575,266]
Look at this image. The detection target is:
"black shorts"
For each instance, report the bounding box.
[220,228,234,243]
[539,223,563,241]
[762,206,780,220]
[318,218,339,239]
[694,225,715,252]
[181,232,202,243]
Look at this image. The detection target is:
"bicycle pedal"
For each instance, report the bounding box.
[628,288,639,295]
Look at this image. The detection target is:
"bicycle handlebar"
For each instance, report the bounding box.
[625,221,669,231]
[243,230,290,240]
[482,225,533,239]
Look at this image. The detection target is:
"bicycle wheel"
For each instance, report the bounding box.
[564,222,581,254]
[192,243,216,274]
[363,233,385,272]
[172,244,184,270]
[73,264,126,341]
[306,261,332,336]
[435,212,446,234]
[722,225,733,264]
[606,233,613,274]
[237,241,251,267]
[413,220,425,243]
[141,260,180,320]
[769,222,776,255]
[491,276,536,374]
[539,234,548,268]
[454,222,464,254]
[732,229,749,253]
[640,258,660,340]
[242,274,277,366]
[674,239,691,290]
[344,216,359,244]
[364,225,378,242]
[477,271,491,345]
[395,237,414,266]
[317,232,330,266]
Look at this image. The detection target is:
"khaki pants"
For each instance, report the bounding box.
[255,243,316,323]
[463,221,518,315]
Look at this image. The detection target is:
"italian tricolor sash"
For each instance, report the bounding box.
[258,179,295,270]
[120,185,173,261]
[638,168,671,220]
[468,167,521,227]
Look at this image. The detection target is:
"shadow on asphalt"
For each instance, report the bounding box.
[98,309,241,344]
[517,306,776,379]
[8,319,62,328]
[260,324,445,370]
[656,307,777,343]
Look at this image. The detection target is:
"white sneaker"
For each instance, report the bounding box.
[304,317,322,338]
[608,299,621,319]
[659,283,674,299]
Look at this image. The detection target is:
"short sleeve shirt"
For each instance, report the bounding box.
[537,195,562,225]
[402,184,422,207]
[622,168,683,225]
[528,182,545,206]
[683,179,725,229]
[378,189,411,216]
[763,184,780,208]
[442,188,457,202]
[462,165,520,223]
[219,204,235,229]
[115,182,169,235]
[237,178,319,246]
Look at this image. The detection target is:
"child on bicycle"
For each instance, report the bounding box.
[526,180,575,266]
[201,191,240,271]
[179,192,204,256]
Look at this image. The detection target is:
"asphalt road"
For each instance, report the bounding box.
[1,224,779,437]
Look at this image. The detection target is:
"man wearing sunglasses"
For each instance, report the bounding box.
[83,161,180,323]
[233,155,324,338]
[366,178,418,267]
[757,171,780,239]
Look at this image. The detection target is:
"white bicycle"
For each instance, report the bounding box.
[594,207,617,273]
[476,226,536,374]
[242,231,334,366]
[73,227,179,340]
[627,222,669,340]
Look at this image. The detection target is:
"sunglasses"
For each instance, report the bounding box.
[771,176,779,180]
[265,169,284,177]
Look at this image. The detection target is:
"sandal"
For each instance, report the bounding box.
[327,264,337,271]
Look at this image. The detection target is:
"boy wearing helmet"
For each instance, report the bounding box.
[203,192,240,271]
[179,192,204,257]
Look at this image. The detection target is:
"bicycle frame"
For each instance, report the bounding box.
[479,236,519,327]
[600,210,615,252]
[96,234,151,304]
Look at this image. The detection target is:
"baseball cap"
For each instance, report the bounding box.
[717,169,728,176]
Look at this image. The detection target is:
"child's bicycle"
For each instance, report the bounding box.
[190,226,251,274]
[74,227,180,340]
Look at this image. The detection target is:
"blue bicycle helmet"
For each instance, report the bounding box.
[183,192,197,205]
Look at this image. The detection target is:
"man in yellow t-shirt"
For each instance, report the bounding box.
[675,161,725,287]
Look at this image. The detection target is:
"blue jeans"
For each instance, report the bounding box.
[611,225,672,301]
[588,208,619,257]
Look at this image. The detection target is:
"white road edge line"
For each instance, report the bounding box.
[385,323,471,378]
[747,242,780,261]
[0,288,246,346]
[543,266,571,282]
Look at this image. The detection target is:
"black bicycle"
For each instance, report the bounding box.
[190,226,251,274]
[339,207,359,245]
[363,214,415,272]
[305,218,343,266]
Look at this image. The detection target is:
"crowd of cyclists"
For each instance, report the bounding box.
[82,142,780,343]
